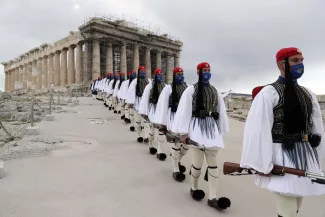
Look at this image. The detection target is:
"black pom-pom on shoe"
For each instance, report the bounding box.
[121,115,125,120]
[114,110,117,114]
[207,197,231,210]
[118,111,121,114]
[173,172,186,182]
[149,147,157,155]
[156,153,167,161]
[130,126,135,131]
[143,138,149,143]
[137,137,144,143]
[190,189,205,201]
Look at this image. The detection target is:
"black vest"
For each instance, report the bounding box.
[192,83,219,119]
[269,80,313,143]
[168,83,188,110]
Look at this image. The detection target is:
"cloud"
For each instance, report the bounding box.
[1,0,325,94]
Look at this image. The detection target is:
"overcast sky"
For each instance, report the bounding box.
[1,0,325,94]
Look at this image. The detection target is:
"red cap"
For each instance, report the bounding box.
[120,72,125,76]
[154,68,162,75]
[127,71,132,75]
[197,62,210,70]
[276,47,302,62]
[138,66,146,71]
[173,67,184,73]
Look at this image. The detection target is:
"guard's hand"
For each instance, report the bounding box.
[180,135,189,144]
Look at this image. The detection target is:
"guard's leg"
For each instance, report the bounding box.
[189,148,205,201]
[142,118,150,143]
[179,143,189,173]
[205,150,231,210]
[275,193,299,217]
[296,197,303,214]
[171,142,186,182]
[148,125,157,154]
[134,111,144,142]
[120,101,125,119]
[156,128,167,161]
[128,107,134,128]
[124,104,131,123]
[108,96,113,110]
[113,98,117,113]
[116,100,121,114]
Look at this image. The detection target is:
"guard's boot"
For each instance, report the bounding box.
[156,153,167,161]
[137,137,144,143]
[173,172,186,182]
[149,147,157,155]
[130,126,135,131]
[207,198,231,210]
[190,189,205,201]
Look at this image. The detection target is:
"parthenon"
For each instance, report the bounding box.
[1,15,183,92]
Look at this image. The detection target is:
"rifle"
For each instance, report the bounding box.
[223,162,325,185]
[165,131,216,156]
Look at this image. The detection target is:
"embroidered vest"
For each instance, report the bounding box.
[136,78,149,97]
[270,80,313,143]
[192,83,219,117]
[168,83,188,109]
[149,82,166,104]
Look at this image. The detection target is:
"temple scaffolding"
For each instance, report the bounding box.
[1,14,183,92]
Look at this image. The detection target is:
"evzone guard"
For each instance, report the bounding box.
[94,76,102,101]
[117,71,131,120]
[103,72,113,107]
[240,47,325,217]
[106,72,117,111]
[122,70,137,126]
[138,68,167,160]
[112,72,125,114]
[126,66,151,142]
[154,67,189,180]
[171,62,231,210]
[90,79,98,100]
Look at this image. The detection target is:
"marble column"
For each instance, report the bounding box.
[106,43,113,72]
[23,64,27,89]
[133,44,139,70]
[27,62,32,88]
[144,46,151,78]
[156,50,162,68]
[5,71,8,91]
[42,56,48,88]
[48,53,54,86]
[120,42,127,77]
[37,58,42,89]
[9,70,12,90]
[83,41,89,82]
[15,68,19,89]
[54,51,61,86]
[174,53,180,67]
[92,39,100,80]
[75,42,82,84]
[7,71,10,91]
[68,45,75,84]
[166,53,173,84]
[60,48,68,86]
[32,60,38,89]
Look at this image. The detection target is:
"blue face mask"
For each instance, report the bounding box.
[130,73,136,79]
[115,75,119,79]
[121,77,125,81]
[202,72,211,82]
[156,75,163,82]
[291,63,304,79]
[109,76,113,80]
[139,71,146,78]
[175,75,184,84]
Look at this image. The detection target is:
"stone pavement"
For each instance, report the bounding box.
[0,97,324,217]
